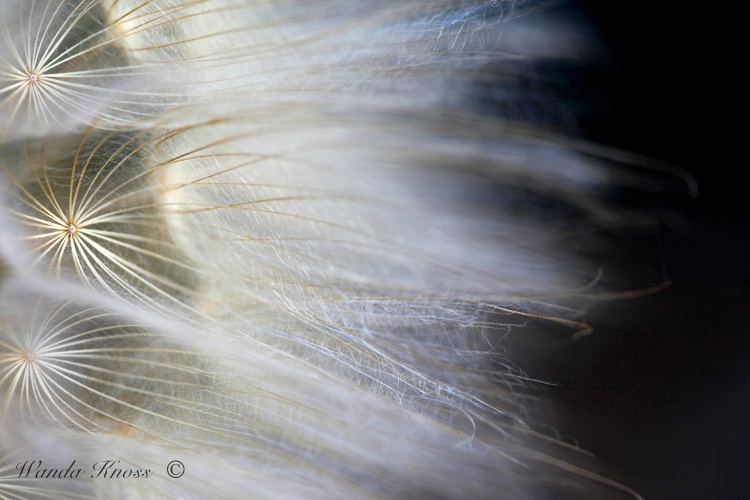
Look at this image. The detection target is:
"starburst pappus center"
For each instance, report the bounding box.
[26,70,42,85]
[66,220,79,236]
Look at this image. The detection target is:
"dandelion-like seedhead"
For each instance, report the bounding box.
[0,1,646,498]
[0,289,207,433]
[1,1,139,134]
[1,130,201,313]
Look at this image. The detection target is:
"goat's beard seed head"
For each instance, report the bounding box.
[0,1,653,499]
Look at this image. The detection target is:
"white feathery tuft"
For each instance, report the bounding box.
[0,1,647,499]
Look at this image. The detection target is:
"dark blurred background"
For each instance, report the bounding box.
[545,2,748,498]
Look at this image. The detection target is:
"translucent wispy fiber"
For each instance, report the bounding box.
[1,1,643,499]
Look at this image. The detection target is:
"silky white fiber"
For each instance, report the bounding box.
[0,1,646,498]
